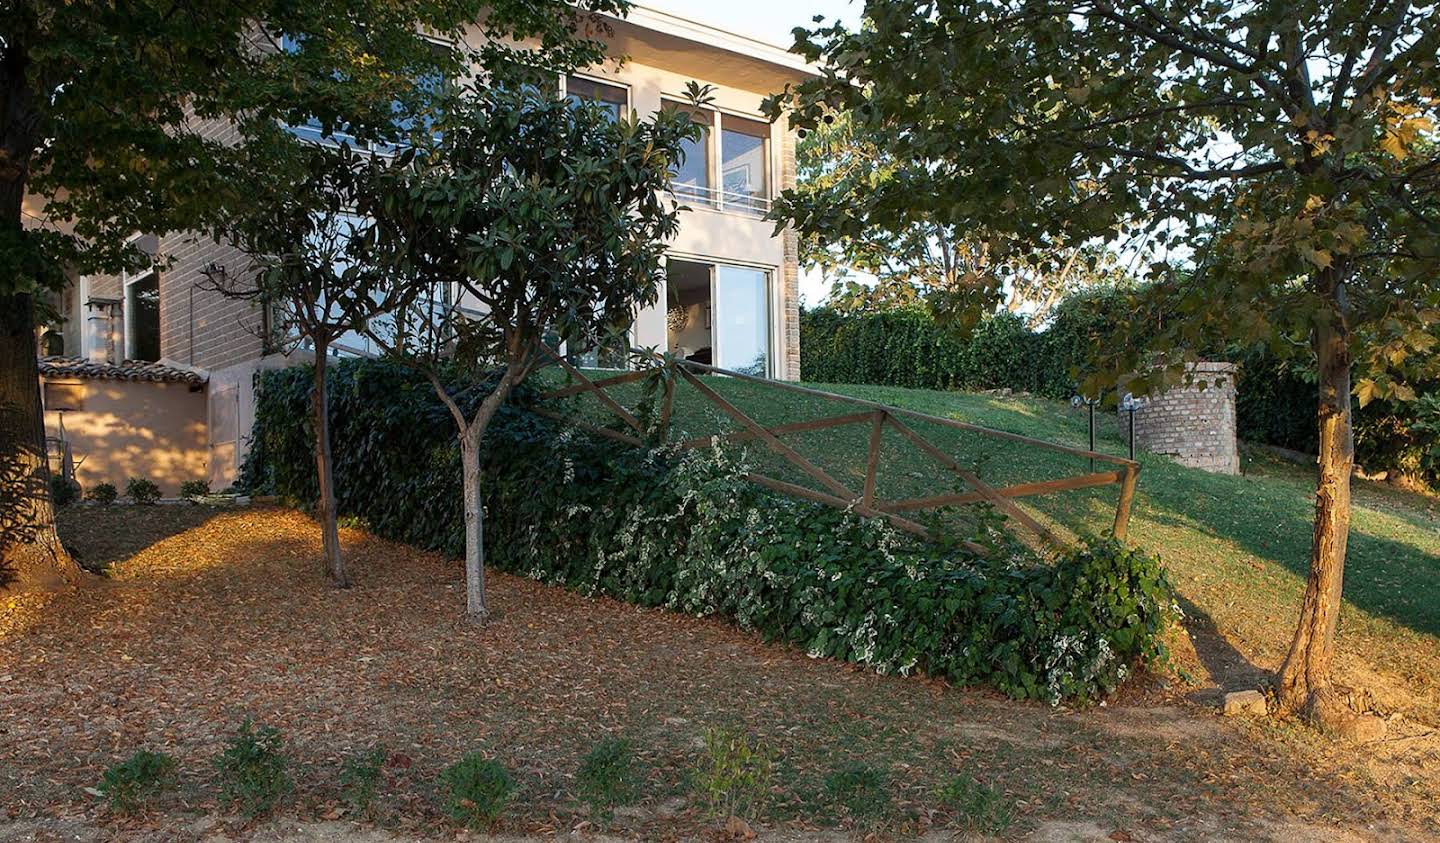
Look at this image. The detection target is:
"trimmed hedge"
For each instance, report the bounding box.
[243,358,1174,704]
[799,308,1076,398]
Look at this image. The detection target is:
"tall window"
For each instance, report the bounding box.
[565,76,627,122]
[720,114,770,216]
[663,100,712,206]
[124,270,160,362]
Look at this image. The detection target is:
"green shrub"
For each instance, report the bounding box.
[440,753,514,829]
[823,762,889,820]
[86,482,118,505]
[214,721,292,817]
[98,750,176,813]
[339,747,387,813]
[244,359,1174,703]
[576,738,641,821]
[179,479,211,502]
[936,774,1013,834]
[50,474,79,507]
[691,728,773,818]
[125,477,162,505]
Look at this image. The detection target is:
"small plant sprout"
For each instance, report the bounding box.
[339,746,388,813]
[691,727,774,819]
[440,753,514,829]
[214,720,293,818]
[937,774,1014,834]
[97,750,177,813]
[823,762,890,822]
[576,737,642,822]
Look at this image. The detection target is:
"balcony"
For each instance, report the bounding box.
[669,184,771,218]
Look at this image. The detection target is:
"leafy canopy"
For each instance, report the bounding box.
[369,80,705,371]
[767,1,1440,398]
[3,0,631,295]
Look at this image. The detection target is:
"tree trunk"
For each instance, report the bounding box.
[311,343,348,587]
[459,426,487,620]
[431,363,521,621]
[1276,311,1353,717]
[0,292,80,592]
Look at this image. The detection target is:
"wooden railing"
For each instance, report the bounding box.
[536,346,1140,556]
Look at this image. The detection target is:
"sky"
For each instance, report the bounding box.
[646,0,864,306]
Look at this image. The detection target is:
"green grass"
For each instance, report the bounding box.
[547,371,1440,723]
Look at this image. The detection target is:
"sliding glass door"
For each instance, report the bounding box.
[713,265,771,377]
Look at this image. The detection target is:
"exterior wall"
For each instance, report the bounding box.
[156,230,268,372]
[205,350,313,490]
[1124,361,1240,475]
[42,378,209,496]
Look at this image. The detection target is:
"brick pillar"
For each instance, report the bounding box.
[778,125,801,381]
[1122,361,1240,474]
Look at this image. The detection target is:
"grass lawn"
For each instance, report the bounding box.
[2,375,1437,841]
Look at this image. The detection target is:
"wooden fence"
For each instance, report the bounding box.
[536,346,1139,556]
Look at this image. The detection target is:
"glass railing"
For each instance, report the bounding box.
[668,184,771,217]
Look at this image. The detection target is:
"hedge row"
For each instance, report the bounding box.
[801,303,1439,485]
[242,358,1173,704]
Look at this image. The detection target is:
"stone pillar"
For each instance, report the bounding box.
[1122,361,1240,475]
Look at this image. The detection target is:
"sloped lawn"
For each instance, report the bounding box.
[0,495,1436,840]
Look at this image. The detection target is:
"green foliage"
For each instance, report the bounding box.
[691,728,774,819]
[800,307,1076,398]
[339,747,388,813]
[124,477,161,505]
[214,721,292,818]
[936,774,1013,834]
[440,754,514,829]
[244,359,1174,703]
[50,475,79,508]
[576,738,642,821]
[805,297,1440,486]
[178,480,210,502]
[823,762,890,820]
[98,750,177,814]
[85,482,118,505]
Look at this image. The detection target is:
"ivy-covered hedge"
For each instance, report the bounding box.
[243,358,1174,704]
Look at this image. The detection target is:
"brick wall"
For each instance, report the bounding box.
[157,231,266,372]
[1123,361,1240,475]
[156,116,268,373]
[778,124,801,381]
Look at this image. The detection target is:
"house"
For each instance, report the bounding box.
[36,5,817,495]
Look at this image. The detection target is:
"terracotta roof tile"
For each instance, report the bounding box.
[39,357,208,386]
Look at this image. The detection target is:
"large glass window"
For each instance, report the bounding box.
[663,100,712,206]
[720,114,770,216]
[565,76,627,123]
[124,271,160,362]
[713,265,770,376]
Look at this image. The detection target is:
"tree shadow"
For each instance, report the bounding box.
[1175,594,1272,705]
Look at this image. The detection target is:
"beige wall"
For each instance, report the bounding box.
[43,378,209,497]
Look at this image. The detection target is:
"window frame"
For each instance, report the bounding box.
[122,267,160,363]
[562,73,631,123]
[660,96,775,218]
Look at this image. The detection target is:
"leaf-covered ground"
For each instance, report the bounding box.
[2,502,1437,842]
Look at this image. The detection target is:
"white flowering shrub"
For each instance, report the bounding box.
[246,360,1174,703]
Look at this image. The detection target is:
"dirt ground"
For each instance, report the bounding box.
[2,506,1437,842]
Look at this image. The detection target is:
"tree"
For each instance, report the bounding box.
[209,139,400,588]
[365,79,702,619]
[770,1,1440,727]
[0,0,629,590]
[782,111,1128,326]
